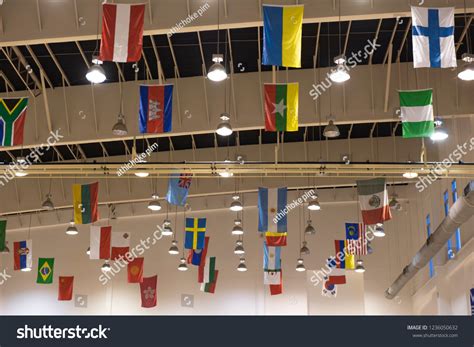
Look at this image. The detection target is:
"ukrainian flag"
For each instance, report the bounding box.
[263,5,304,68]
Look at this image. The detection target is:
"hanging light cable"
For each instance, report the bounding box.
[207,0,228,82]
[458,0,474,81]
[86,3,106,83]
[112,78,128,135]
[329,2,350,83]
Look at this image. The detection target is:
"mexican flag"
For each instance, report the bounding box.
[399,89,434,138]
[264,83,299,132]
[356,178,392,226]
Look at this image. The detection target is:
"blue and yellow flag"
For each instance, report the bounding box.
[262,5,304,68]
[185,218,206,250]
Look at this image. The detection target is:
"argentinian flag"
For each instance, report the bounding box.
[411,6,456,68]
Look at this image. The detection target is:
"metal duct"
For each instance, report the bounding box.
[385,181,474,299]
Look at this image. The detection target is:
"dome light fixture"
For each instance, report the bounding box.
[86,247,91,256]
[86,56,106,84]
[21,266,32,272]
[304,220,316,235]
[112,112,128,136]
[430,119,449,142]
[147,194,162,211]
[162,219,173,236]
[14,157,28,177]
[329,54,350,83]
[207,54,228,82]
[231,219,244,236]
[295,258,306,272]
[216,112,233,136]
[237,258,248,272]
[373,224,386,238]
[308,195,321,211]
[66,221,79,236]
[168,240,179,255]
[323,117,340,138]
[402,171,418,179]
[300,241,310,255]
[101,260,112,273]
[234,240,245,255]
[355,259,366,273]
[178,257,188,271]
[219,168,234,178]
[457,53,474,81]
[229,195,243,212]
[41,194,54,210]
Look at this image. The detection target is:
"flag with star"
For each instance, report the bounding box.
[140,275,158,308]
[264,83,298,132]
[36,258,54,284]
[184,218,206,250]
[139,85,173,133]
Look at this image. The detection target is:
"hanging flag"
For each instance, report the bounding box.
[197,242,211,283]
[357,178,392,226]
[264,83,299,132]
[89,226,111,260]
[99,3,145,63]
[399,89,434,138]
[322,277,337,298]
[264,270,281,285]
[0,220,6,252]
[140,275,158,308]
[184,218,206,250]
[269,269,283,295]
[0,98,28,146]
[128,257,144,283]
[334,240,355,270]
[327,257,346,284]
[345,223,368,256]
[258,187,288,246]
[202,256,216,284]
[411,6,456,68]
[262,5,304,68]
[111,232,130,260]
[13,240,32,271]
[188,236,209,266]
[139,85,173,134]
[58,276,74,301]
[73,182,99,225]
[37,258,54,284]
[200,270,219,294]
[166,173,192,206]
[263,241,281,271]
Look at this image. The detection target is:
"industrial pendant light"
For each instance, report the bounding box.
[65,220,79,235]
[457,1,474,81]
[147,194,162,211]
[168,240,179,255]
[162,219,173,236]
[430,119,449,142]
[231,219,244,236]
[237,258,248,272]
[178,257,188,271]
[355,259,366,273]
[216,113,233,136]
[86,247,91,256]
[112,80,128,136]
[329,2,350,83]
[323,117,340,138]
[300,241,310,255]
[86,63,106,84]
[207,0,227,82]
[308,195,321,211]
[42,194,54,210]
[234,240,245,255]
[295,258,306,272]
[229,195,243,211]
[101,260,112,272]
[304,220,316,235]
[373,224,386,237]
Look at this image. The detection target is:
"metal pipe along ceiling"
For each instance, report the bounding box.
[385,181,474,299]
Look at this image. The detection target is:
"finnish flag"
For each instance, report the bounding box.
[411,6,457,68]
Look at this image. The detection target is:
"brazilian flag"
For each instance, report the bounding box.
[36,258,54,284]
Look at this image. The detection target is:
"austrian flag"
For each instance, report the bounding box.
[99,3,145,63]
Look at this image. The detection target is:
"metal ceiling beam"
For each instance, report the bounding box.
[25,45,54,89]
[0,47,37,97]
[396,18,412,63]
[455,14,474,52]
[44,43,71,86]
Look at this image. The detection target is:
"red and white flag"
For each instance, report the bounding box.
[356,178,392,225]
[111,232,130,260]
[90,226,111,260]
[140,275,157,308]
[99,3,145,63]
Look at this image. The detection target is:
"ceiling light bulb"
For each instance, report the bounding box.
[86,63,106,84]
[232,224,244,236]
[323,119,340,138]
[216,113,233,136]
[14,171,28,177]
[402,171,418,179]
[101,261,111,272]
[207,54,227,82]
[329,58,350,83]
[219,169,233,178]
[161,224,173,236]
[308,198,321,211]
[237,258,247,272]
[147,195,162,211]
[168,240,179,255]
[21,267,32,272]
[66,221,79,235]
[373,225,386,238]
[355,259,366,273]
[457,55,474,81]
[230,198,243,212]
[234,240,245,255]
[86,247,91,255]
[296,258,306,272]
[112,113,128,136]
[178,257,188,271]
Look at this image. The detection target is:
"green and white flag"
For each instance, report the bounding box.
[399,89,434,138]
[0,220,6,252]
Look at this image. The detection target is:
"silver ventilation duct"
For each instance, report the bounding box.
[385,181,474,299]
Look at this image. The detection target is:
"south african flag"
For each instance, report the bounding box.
[0,98,28,146]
